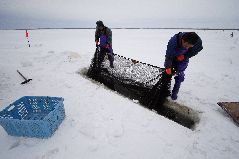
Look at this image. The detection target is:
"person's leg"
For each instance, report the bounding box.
[171,60,188,100]
[99,35,114,68]
[171,72,184,100]
[107,48,114,68]
[98,48,106,69]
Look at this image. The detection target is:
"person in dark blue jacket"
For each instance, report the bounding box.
[164,32,203,100]
[95,20,114,68]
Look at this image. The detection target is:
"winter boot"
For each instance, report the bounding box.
[110,62,114,68]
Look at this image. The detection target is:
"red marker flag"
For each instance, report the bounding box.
[26,30,29,38]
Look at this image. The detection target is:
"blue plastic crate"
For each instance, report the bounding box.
[0,96,65,138]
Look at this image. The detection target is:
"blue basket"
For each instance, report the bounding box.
[0,96,65,138]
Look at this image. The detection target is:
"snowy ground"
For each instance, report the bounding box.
[0,29,239,159]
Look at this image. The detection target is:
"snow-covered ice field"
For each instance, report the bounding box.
[0,29,239,159]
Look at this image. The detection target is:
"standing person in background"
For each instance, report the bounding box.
[164,32,203,100]
[95,20,114,68]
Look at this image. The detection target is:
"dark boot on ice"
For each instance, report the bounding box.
[110,63,114,68]
[171,76,182,100]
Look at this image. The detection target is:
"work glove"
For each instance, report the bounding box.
[165,68,172,75]
[95,40,99,47]
[177,54,185,61]
[105,44,110,49]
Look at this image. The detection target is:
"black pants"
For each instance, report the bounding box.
[98,48,114,68]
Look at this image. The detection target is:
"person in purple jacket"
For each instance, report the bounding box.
[95,20,114,68]
[164,32,203,100]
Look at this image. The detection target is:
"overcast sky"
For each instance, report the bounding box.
[0,0,239,29]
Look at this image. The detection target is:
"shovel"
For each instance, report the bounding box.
[17,70,32,84]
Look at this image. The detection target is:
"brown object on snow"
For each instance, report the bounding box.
[218,102,239,126]
[131,59,139,64]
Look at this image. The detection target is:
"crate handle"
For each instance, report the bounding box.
[7,105,15,111]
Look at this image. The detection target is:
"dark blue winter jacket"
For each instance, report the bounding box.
[95,26,112,46]
[164,32,203,68]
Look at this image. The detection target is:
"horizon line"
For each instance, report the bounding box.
[1,27,239,31]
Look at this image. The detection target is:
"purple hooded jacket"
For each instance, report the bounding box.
[164,32,203,69]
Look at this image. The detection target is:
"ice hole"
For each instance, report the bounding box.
[81,68,200,130]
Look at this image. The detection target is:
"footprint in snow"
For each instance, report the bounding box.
[21,61,33,67]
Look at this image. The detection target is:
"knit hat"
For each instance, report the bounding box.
[96,20,104,27]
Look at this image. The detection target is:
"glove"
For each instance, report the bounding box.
[105,44,110,49]
[177,54,185,61]
[165,68,172,75]
[95,40,99,47]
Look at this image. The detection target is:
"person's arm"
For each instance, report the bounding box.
[95,27,100,42]
[105,28,112,45]
[164,35,177,69]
